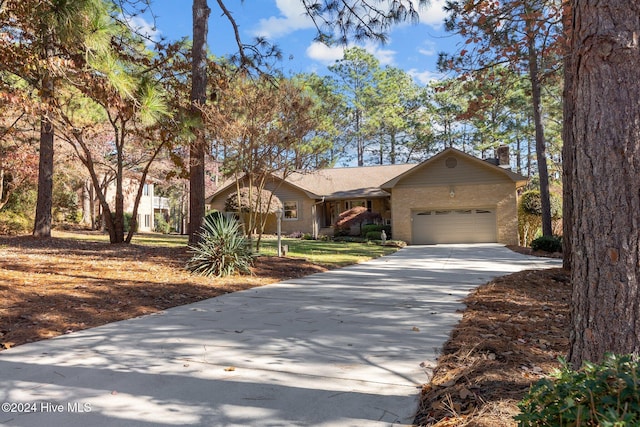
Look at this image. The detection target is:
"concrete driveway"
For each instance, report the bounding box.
[0,244,560,427]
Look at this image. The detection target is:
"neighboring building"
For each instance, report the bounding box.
[206,147,528,245]
[135,182,171,232]
[90,178,170,233]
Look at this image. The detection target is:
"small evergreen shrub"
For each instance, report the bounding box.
[362,224,383,234]
[111,212,137,232]
[0,211,31,235]
[518,190,562,247]
[154,213,171,234]
[361,224,391,238]
[516,353,640,426]
[124,213,137,232]
[531,235,562,253]
[52,184,80,224]
[365,231,382,241]
[186,214,253,277]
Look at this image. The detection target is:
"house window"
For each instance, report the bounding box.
[283,201,298,220]
[143,183,150,196]
[346,200,371,211]
[144,214,151,228]
[344,200,372,212]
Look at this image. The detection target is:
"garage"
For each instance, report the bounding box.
[412,208,497,244]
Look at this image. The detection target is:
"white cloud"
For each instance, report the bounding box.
[415,0,448,29]
[306,42,345,64]
[418,40,437,56]
[306,41,397,67]
[408,68,442,85]
[122,15,161,46]
[253,0,314,39]
[361,41,396,66]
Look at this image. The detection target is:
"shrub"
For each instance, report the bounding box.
[362,224,391,239]
[154,213,171,234]
[531,235,562,253]
[288,231,304,239]
[3,187,36,214]
[124,213,137,233]
[52,184,80,224]
[519,190,562,247]
[515,353,640,426]
[365,231,382,241]
[109,212,137,232]
[0,211,31,235]
[186,214,253,277]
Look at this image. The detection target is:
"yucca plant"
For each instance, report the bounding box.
[186,214,254,277]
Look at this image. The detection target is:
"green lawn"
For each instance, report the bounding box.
[52,230,399,268]
[257,237,398,268]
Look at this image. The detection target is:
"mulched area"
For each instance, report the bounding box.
[414,266,571,426]
[0,234,326,350]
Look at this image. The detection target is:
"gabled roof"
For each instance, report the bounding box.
[207,148,529,203]
[380,147,528,189]
[285,163,416,200]
[206,163,416,202]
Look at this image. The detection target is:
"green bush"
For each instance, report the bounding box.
[154,213,171,234]
[365,230,382,241]
[186,214,254,277]
[518,190,562,247]
[0,211,31,235]
[361,224,391,238]
[110,212,137,232]
[516,353,640,426]
[520,190,562,219]
[3,187,36,214]
[531,235,562,253]
[52,184,80,224]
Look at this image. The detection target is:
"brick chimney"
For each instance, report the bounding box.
[497,145,510,168]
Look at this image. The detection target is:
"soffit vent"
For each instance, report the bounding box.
[445,157,458,168]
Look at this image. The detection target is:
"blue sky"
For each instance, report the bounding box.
[132,0,460,85]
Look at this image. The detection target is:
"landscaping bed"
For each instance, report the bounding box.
[0,233,326,350]
[414,266,571,426]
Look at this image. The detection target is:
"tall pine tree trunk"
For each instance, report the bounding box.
[527,35,553,237]
[568,0,640,367]
[33,65,54,238]
[188,0,210,244]
[561,1,574,271]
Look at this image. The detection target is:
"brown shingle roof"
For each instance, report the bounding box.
[285,164,416,199]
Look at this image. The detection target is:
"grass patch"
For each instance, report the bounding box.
[257,237,398,268]
[50,231,399,268]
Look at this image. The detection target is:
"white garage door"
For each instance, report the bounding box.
[412,209,497,244]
